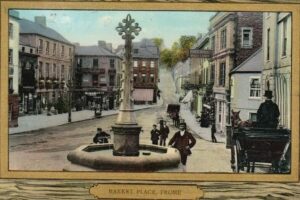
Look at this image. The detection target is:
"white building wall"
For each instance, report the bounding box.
[9,17,19,94]
[231,73,262,121]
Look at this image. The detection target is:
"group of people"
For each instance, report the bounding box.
[150,120,197,171]
[150,121,170,146]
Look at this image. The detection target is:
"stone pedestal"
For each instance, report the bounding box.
[112,124,142,156]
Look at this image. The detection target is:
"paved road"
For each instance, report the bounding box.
[9,67,231,172]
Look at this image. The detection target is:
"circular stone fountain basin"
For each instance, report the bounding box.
[64,143,181,171]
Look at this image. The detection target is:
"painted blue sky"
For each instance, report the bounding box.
[14,10,215,48]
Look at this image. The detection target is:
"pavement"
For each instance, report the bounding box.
[179,103,226,143]
[9,99,163,135]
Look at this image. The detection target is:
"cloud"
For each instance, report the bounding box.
[99,15,113,25]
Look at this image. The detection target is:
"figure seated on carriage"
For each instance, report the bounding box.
[230,90,290,173]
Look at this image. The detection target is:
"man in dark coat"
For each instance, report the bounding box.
[257,91,280,128]
[168,122,196,171]
[211,122,217,143]
[159,121,170,146]
[150,124,160,145]
[93,128,110,144]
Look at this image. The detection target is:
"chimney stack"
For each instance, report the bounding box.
[34,16,46,27]
[105,43,113,52]
[98,40,106,48]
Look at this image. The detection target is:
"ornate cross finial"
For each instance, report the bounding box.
[116,14,141,40]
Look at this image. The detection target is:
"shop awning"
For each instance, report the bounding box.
[133,89,154,101]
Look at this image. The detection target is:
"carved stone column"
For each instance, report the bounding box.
[112,14,142,156]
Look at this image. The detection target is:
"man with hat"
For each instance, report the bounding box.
[257,90,280,128]
[93,128,110,144]
[168,122,196,172]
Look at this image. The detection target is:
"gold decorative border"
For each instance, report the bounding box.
[0,0,299,182]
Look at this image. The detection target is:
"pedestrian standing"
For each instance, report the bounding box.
[150,124,160,145]
[159,121,170,146]
[211,123,217,143]
[168,122,196,172]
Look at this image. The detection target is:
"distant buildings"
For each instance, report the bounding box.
[262,12,291,129]
[18,16,75,113]
[74,41,122,110]
[117,39,160,104]
[8,14,20,127]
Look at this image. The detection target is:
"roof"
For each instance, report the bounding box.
[192,33,209,49]
[75,45,119,57]
[230,48,263,74]
[132,39,160,59]
[18,18,71,45]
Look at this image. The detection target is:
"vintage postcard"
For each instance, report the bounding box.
[0,0,299,199]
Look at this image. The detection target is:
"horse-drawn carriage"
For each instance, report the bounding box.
[229,111,291,173]
[230,127,291,173]
[167,104,180,127]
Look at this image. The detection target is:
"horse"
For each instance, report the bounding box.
[231,110,255,173]
[231,110,253,129]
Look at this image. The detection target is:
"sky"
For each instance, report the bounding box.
[14,10,215,49]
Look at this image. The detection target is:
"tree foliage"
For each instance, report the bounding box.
[152,38,164,50]
[160,35,197,69]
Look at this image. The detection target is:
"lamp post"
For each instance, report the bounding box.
[67,79,72,123]
[112,14,142,156]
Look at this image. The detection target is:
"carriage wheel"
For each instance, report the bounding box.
[234,145,240,173]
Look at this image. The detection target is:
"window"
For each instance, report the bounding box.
[142,61,146,67]
[249,78,261,98]
[230,77,234,98]
[53,64,57,79]
[150,61,155,68]
[221,28,227,49]
[241,28,253,48]
[210,64,215,83]
[150,74,154,82]
[46,41,50,55]
[61,65,65,80]
[267,28,270,61]
[69,48,71,56]
[218,102,222,123]
[100,76,106,83]
[77,58,82,67]
[53,43,56,55]
[142,74,146,82]
[219,62,226,87]
[39,62,43,78]
[133,74,138,82]
[46,63,50,77]
[30,48,33,54]
[38,39,43,52]
[133,49,138,54]
[9,77,13,91]
[61,45,64,56]
[109,75,115,86]
[8,49,13,64]
[110,59,115,68]
[133,60,138,67]
[282,18,288,56]
[22,47,25,52]
[211,35,215,52]
[93,59,98,68]
[92,75,98,86]
[249,113,257,122]
[9,23,13,39]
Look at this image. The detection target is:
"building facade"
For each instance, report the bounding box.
[8,15,20,127]
[189,34,213,116]
[132,39,160,104]
[18,16,74,113]
[209,12,263,132]
[19,42,39,114]
[230,48,263,122]
[75,41,122,110]
[262,12,291,129]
